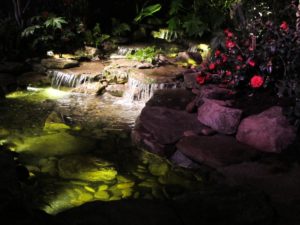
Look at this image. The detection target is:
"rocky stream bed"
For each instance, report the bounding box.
[0,45,300,225]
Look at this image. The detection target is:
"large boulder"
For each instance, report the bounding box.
[146,89,195,110]
[176,135,258,168]
[197,99,242,134]
[236,106,296,153]
[139,106,205,145]
[41,58,79,69]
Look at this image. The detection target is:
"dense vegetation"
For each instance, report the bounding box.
[0,0,299,100]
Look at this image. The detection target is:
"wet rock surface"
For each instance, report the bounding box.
[41,58,79,69]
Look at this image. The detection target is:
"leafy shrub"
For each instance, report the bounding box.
[21,14,74,54]
[126,46,160,63]
[166,0,239,38]
[196,19,300,95]
[111,18,131,37]
[134,3,162,23]
[84,23,110,48]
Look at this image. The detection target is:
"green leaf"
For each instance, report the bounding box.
[21,25,41,37]
[167,17,181,31]
[44,17,67,30]
[182,15,207,37]
[134,4,162,23]
[169,0,183,15]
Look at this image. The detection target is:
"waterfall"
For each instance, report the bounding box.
[48,70,92,89]
[123,76,183,102]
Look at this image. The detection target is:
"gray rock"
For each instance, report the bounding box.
[184,72,200,89]
[176,51,202,64]
[170,150,200,169]
[176,135,258,168]
[198,99,242,134]
[106,84,126,97]
[236,106,296,153]
[41,58,79,69]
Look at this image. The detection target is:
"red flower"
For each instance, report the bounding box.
[248,59,256,67]
[237,55,243,62]
[196,75,206,85]
[280,21,288,31]
[215,50,221,57]
[221,54,228,62]
[226,40,236,49]
[224,29,233,37]
[225,70,232,76]
[236,65,241,70]
[209,63,216,70]
[250,75,264,88]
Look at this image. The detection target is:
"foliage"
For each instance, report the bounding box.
[196,20,300,95]
[134,3,162,23]
[165,0,239,38]
[21,15,74,54]
[111,18,131,37]
[84,23,110,48]
[126,46,160,63]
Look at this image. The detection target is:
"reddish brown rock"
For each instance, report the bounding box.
[236,106,296,153]
[139,106,205,145]
[197,99,242,134]
[176,135,258,168]
[146,89,195,111]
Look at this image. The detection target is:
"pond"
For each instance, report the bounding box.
[0,86,202,215]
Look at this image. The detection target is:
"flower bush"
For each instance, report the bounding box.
[195,19,300,94]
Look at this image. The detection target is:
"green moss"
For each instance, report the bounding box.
[6,88,69,102]
[43,122,71,132]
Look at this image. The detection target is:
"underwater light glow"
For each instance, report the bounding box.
[44,87,69,98]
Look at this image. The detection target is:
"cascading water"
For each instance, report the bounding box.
[48,70,92,88]
[122,76,183,102]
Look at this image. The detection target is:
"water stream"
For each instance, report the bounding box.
[0,85,202,215]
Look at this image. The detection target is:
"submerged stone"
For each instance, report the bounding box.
[148,163,169,176]
[94,190,110,200]
[12,132,95,157]
[58,155,117,182]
